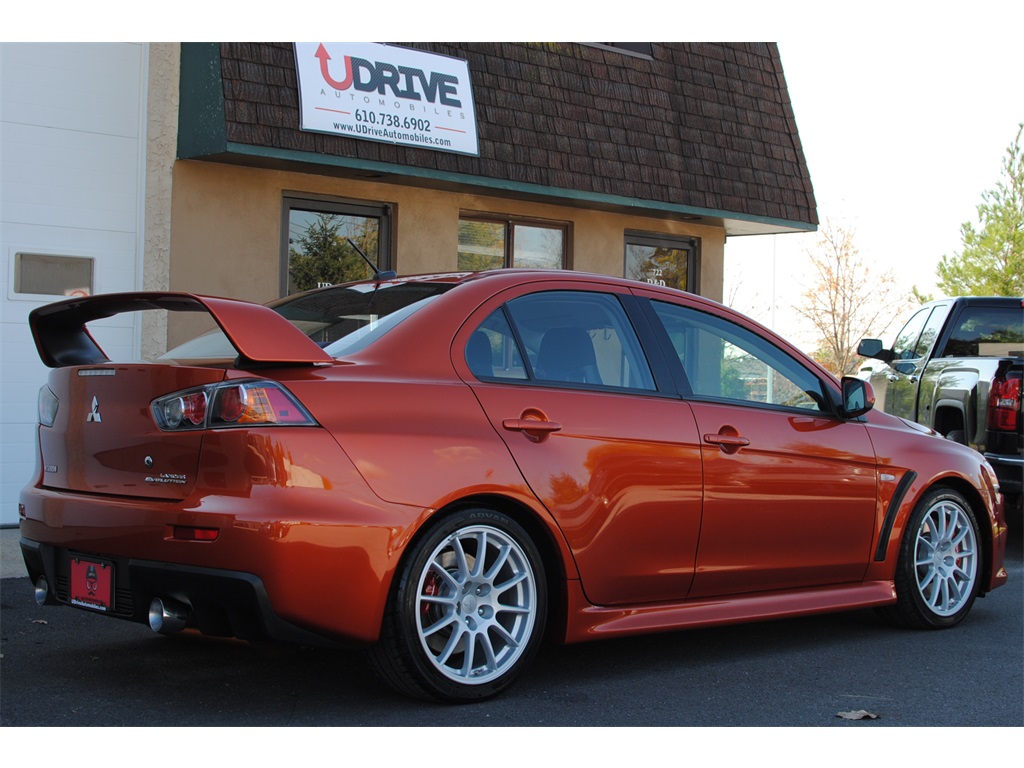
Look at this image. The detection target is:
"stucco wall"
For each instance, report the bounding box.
[141,43,180,359]
[168,160,725,346]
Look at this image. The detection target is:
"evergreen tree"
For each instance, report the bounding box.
[288,214,376,292]
[937,123,1024,297]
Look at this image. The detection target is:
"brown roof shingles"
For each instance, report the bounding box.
[213,42,816,227]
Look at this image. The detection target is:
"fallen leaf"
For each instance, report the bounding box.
[836,709,880,720]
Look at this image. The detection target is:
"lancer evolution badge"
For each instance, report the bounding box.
[86,396,102,423]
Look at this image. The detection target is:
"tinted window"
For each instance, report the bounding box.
[652,301,826,412]
[942,306,1024,357]
[471,291,656,391]
[467,309,528,380]
[891,307,934,361]
[160,282,454,361]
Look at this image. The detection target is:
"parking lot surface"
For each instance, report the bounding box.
[1,526,1021,728]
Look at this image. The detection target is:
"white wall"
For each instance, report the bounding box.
[1,43,148,525]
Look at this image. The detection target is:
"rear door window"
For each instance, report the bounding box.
[468,290,657,392]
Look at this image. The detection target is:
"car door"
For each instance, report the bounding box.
[456,285,704,607]
[875,304,949,419]
[644,297,878,597]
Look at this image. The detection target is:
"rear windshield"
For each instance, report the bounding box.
[159,282,455,362]
[942,306,1024,358]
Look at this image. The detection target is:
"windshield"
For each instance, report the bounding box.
[159,282,455,362]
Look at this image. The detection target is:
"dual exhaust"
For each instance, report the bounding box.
[33,576,189,635]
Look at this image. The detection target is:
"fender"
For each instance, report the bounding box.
[29,292,334,368]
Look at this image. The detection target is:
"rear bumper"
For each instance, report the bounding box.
[18,475,431,646]
[21,537,338,646]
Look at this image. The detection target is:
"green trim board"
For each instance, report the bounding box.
[178,43,227,159]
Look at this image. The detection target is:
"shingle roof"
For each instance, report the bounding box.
[194,42,816,232]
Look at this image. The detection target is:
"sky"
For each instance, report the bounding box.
[720,16,1024,350]
[725,29,1024,350]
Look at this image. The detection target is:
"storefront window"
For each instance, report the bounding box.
[624,232,698,292]
[458,216,567,271]
[282,197,391,295]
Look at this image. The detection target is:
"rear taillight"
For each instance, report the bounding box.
[152,380,315,431]
[37,386,59,427]
[988,371,1021,432]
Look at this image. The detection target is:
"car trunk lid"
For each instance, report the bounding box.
[38,365,228,500]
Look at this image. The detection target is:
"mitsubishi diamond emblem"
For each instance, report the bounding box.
[86,396,102,423]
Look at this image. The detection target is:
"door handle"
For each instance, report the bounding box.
[886,373,899,382]
[703,430,750,454]
[703,433,750,447]
[502,418,562,442]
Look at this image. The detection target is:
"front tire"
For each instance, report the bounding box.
[369,508,547,702]
[882,487,981,629]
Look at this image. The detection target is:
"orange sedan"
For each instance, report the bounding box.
[19,270,1008,701]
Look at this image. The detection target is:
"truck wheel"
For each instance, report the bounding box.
[944,429,967,445]
[882,487,981,629]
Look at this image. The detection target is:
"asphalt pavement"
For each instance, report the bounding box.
[1,528,24,580]
[1,520,1021,729]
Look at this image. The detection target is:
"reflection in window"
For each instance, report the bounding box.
[944,306,1024,357]
[458,216,566,271]
[652,300,825,411]
[625,232,697,291]
[283,197,390,296]
[890,307,933,360]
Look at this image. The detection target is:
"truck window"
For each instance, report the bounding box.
[914,306,949,358]
[942,307,1024,358]
[892,307,934,361]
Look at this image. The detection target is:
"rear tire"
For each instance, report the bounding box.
[369,508,547,702]
[881,487,981,629]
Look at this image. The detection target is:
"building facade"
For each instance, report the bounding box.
[0,42,816,525]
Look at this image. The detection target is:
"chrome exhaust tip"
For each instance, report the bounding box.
[33,576,50,606]
[148,597,189,634]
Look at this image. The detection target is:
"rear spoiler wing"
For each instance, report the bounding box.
[28,292,335,368]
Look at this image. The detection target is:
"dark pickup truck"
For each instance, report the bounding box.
[859,296,1023,516]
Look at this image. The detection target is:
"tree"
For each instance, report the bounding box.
[288,214,377,293]
[795,220,910,376]
[937,123,1024,297]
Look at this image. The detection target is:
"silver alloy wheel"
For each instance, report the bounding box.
[913,497,979,617]
[415,524,538,685]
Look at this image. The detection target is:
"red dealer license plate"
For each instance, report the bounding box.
[69,557,114,612]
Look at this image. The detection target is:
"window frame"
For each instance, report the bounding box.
[624,231,699,293]
[467,289,659,395]
[458,213,571,271]
[281,195,393,297]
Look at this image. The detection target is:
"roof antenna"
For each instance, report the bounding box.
[347,238,397,281]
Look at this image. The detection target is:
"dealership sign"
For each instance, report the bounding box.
[294,43,479,156]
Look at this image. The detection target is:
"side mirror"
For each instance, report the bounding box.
[840,376,875,419]
[857,338,894,364]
